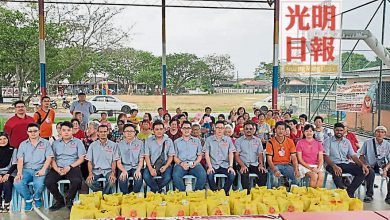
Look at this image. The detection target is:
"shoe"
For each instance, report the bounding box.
[363,196,373,203]
[49,202,65,211]
[25,201,33,211]
[385,198,390,205]
[3,203,10,213]
[374,184,379,188]
[34,199,43,208]
[66,199,73,210]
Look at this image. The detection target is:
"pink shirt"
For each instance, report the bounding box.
[296,138,323,165]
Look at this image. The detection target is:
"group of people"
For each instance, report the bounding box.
[0,93,390,214]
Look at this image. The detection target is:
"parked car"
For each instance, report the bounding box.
[89,95,138,114]
[253,95,299,113]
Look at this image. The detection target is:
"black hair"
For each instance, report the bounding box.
[41,96,50,102]
[71,118,80,125]
[13,100,25,107]
[237,115,244,121]
[314,116,324,123]
[74,112,82,117]
[98,124,109,131]
[153,120,164,129]
[275,121,287,129]
[118,113,127,120]
[183,112,188,117]
[267,110,273,114]
[205,107,212,111]
[60,121,73,129]
[218,114,225,120]
[141,119,150,125]
[77,92,86,96]
[299,114,308,121]
[290,119,298,125]
[182,121,192,127]
[27,123,39,129]
[117,119,125,125]
[237,107,246,114]
[258,113,266,118]
[163,113,171,120]
[123,124,138,134]
[334,122,345,129]
[254,109,261,114]
[244,120,255,127]
[130,109,138,114]
[169,119,179,125]
[215,120,225,126]
[144,113,152,121]
[157,107,163,111]
[178,114,186,119]
[302,124,315,139]
[284,112,292,117]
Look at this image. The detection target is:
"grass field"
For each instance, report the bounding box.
[116,94,269,113]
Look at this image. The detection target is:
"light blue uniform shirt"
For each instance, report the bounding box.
[360,138,390,167]
[174,136,202,163]
[70,100,94,126]
[86,139,120,175]
[324,137,355,164]
[144,135,175,165]
[52,138,86,168]
[205,135,236,169]
[17,138,53,170]
[235,135,263,166]
[117,138,144,170]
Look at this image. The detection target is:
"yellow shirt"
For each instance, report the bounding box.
[265,118,276,128]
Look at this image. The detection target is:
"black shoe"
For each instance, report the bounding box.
[49,202,65,211]
[66,199,73,210]
[363,196,373,203]
[374,184,379,188]
[385,198,390,205]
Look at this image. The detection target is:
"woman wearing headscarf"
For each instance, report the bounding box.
[0,133,17,212]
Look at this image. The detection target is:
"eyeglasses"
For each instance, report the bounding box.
[215,127,224,130]
[245,128,254,131]
[181,127,191,130]
[124,130,136,133]
[27,130,39,133]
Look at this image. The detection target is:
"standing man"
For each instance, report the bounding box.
[14,123,53,211]
[70,92,94,131]
[324,123,368,198]
[86,125,119,194]
[153,107,165,122]
[4,100,35,148]
[266,121,299,186]
[205,120,236,195]
[265,110,276,130]
[117,124,144,194]
[359,126,390,204]
[235,121,267,194]
[45,121,85,210]
[143,121,175,193]
[33,96,55,140]
[172,121,206,191]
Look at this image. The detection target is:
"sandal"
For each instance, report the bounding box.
[3,203,10,213]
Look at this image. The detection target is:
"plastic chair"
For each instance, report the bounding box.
[12,182,50,212]
[49,179,80,206]
[237,173,259,190]
[183,175,197,191]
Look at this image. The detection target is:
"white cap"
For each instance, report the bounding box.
[224,124,233,130]
[375,125,387,133]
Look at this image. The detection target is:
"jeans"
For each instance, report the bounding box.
[118,168,144,194]
[365,167,390,199]
[275,164,298,185]
[143,166,173,193]
[326,163,365,197]
[13,168,47,202]
[240,165,268,193]
[86,172,116,194]
[0,175,14,203]
[44,167,82,203]
[172,164,206,191]
[207,167,235,195]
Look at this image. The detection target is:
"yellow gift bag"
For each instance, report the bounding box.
[100,200,121,216]
[301,196,321,211]
[94,209,117,219]
[257,202,280,215]
[103,192,123,205]
[79,192,102,209]
[70,204,97,220]
[349,198,363,211]
[290,186,307,195]
[121,202,147,218]
[307,202,332,212]
[233,201,258,215]
[207,199,230,216]
[166,201,188,217]
[147,201,167,218]
[187,190,206,199]
[189,202,208,216]
[279,198,304,213]
[329,198,350,211]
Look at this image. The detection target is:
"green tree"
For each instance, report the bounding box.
[254,62,273,80]
[202,54,235,93]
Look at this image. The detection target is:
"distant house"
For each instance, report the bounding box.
[215,79,271,94]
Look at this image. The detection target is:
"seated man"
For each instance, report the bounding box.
[172,121,206,191]
[324,123,368,198]
[359,125,390,204]
[235,121,267,194]
[266,121,299,186]
[117,124,144,194]
[14,123,53,211]
[45,121,86,211]
[143,121,175,193]
[86,125,119,194]
[205,120,236,195]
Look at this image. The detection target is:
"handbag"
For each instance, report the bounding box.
[153,141,166,176]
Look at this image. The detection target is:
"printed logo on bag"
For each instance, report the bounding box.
[150,211,157,217]
[191,212,199,216]
[287,205,295,212]
[269,207,276,214]
[214,208,223,215]
[244,209,252,215]
[177,210,185,216]
[130,210,137,217]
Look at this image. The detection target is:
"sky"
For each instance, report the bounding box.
[111,0,390,78]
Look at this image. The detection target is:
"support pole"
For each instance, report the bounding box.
[377,0,386,126]
[162,0,167,112]
[39,0,46,96]
[271,0,279,110]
